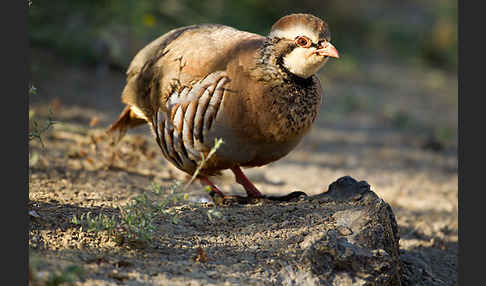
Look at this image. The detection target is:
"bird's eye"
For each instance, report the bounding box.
[295,36,311,48]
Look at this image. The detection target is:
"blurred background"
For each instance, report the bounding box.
[29,0,457,70]
[28,0,457,152]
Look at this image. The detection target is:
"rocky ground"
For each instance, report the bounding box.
[28,48,457,285]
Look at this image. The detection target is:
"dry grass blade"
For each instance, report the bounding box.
[181,138,223,193]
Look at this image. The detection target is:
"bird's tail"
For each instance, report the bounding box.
[106,105,147,144]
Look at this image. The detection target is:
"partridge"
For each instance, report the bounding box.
[108,13,339,201]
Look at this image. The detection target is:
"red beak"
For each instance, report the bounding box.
[315,42,340,58]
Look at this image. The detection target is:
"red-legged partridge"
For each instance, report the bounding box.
[108,13,339,202]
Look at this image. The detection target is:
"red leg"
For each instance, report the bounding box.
[230,166,263,198]
[202,167,303,204]
[199,176,225,197]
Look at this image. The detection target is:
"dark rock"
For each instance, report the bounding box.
[299,176,402,285]
[319,175,373,202]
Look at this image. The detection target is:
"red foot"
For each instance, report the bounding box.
[199,176,225,197]
[230,166,263,198]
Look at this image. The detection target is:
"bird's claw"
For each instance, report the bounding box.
[209,190,307,205]
[265,191,308,202]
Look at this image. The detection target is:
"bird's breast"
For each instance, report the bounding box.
[255,77,322,143]
[204,75,322,168]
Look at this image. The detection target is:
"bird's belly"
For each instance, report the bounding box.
[241,138,303,167]
[204,122,304,168]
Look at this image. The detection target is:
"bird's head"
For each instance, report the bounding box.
[267,13,339,79]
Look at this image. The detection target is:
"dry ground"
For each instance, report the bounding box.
[29,48,457,285]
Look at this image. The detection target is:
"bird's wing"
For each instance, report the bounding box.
[121,24,264,117]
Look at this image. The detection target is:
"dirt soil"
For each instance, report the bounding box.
[29,48,458,285]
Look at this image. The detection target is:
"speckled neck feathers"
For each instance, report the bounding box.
[251,37,322,140]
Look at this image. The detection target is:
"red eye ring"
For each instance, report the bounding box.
[295,36,311,48]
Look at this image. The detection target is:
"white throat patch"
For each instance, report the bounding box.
[282,47,328,78]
